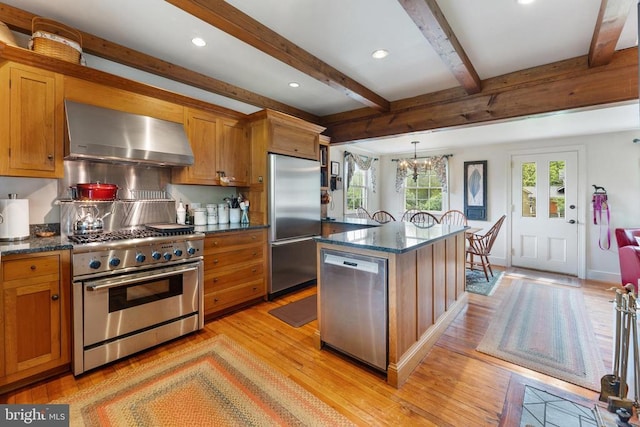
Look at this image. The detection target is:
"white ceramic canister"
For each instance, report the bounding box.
[193,208,207,226]
[0,194,30,241]
[229,207,241,223]
[206,204,218,225]
[218,203,229,224]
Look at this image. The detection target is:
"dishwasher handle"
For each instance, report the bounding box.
[323,253,379,274]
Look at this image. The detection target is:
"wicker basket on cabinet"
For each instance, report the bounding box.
[30,17,82,64]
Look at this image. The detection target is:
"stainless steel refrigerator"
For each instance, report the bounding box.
[268,153,321,298]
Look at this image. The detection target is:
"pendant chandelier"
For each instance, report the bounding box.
[399,141,427,182]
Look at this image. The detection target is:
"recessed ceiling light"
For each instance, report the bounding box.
[516,0,535,4]
[191,37,206,47]
[372,49,389,59]
[288,82,300,88]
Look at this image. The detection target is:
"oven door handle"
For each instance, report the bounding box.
[85,264,201,291]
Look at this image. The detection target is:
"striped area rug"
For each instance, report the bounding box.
[53,335,354,426]
[477,280,607,391]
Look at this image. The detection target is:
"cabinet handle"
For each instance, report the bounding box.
[51,294,59,301]
[47,154,53,160]
[30,265,37,271]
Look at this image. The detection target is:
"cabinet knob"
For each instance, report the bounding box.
[252,268,257,273]
[213,241,218,246]
[30,265,36,271]
[213,259,219,264]
[214,298,219,303]
[252,252,257,257]
[251,235,256,240]
[51,294,59,301]
[47,154,53,160]
[213,278,218,283]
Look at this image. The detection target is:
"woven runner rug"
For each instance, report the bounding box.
[477,280,607,391]
[52,335,354,426]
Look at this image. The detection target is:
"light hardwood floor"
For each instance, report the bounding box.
[0,269,617,426]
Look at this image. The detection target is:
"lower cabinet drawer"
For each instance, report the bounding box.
[204,246,263,270]
[204,263,264,293]
[205,281,265,314]
[2,255,59,282]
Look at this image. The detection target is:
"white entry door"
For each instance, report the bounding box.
[511,151,578,275]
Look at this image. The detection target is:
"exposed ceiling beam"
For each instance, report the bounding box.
[324,48,638,143]
[164,0,390,112]
[0,2,320,124]
[398,0,481,94]
[588,0,636,67]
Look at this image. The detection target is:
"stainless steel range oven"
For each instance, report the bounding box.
[65,201,205,375]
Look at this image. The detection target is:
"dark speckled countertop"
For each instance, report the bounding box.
[0,223,269,256]
[314,222,467,254]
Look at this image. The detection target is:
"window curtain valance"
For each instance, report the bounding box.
[344,151,377,193]
[395,155,449,192]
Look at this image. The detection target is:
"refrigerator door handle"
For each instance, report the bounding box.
[271,236,318,246]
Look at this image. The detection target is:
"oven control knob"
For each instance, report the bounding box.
[89,259,101,269]
[136,253,146,263]
[152,251,162,260]
[187,247,196,255]
[174,248,183,257]
[109,257,121,267]
[163,252,172,261]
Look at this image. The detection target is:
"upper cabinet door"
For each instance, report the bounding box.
[218,118,249,187]
[173,108,220,185]
[0,64,64,178]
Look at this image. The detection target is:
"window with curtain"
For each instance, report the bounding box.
[345,167,369,213]
[344,151,377,215]
[404,169,444,211]
[396,155,449,213]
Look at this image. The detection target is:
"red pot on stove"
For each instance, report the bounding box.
[73,183,119,201]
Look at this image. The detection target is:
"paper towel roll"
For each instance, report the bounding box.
[0,198,30,241]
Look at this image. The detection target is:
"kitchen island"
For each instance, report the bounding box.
[314,222,468,388]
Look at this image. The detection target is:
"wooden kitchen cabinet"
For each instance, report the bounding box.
[202,229,267,318]
[246,110,326,224]
[173,108,250,186]
[0,250,71,392]
[0,62,64,178]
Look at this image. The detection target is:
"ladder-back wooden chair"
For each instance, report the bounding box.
[401,209,422,222]
[440,209,468,226]
[356,206,371,219]
[371,210,396,224]
[466,214,506,281]
[409,211,439,228]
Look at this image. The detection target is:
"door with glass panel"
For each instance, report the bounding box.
[511,151,578,275]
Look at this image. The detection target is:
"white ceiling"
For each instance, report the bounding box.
[3,0,639,154]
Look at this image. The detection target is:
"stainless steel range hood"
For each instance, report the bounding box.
[64,100,194,166]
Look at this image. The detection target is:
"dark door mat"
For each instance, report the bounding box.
[268,294,317,328]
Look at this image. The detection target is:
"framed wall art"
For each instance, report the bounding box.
[331,161,340,176]
[464,160,487,221]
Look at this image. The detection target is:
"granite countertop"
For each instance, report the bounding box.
[314,222,468,254]
[0,223,269,256]
[322,216,380,227]
[0,235,73,256]
[194,223,269,234]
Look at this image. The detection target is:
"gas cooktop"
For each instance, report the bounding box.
[68,225,195,245]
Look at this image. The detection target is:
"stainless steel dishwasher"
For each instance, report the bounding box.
[319,248,388,371]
